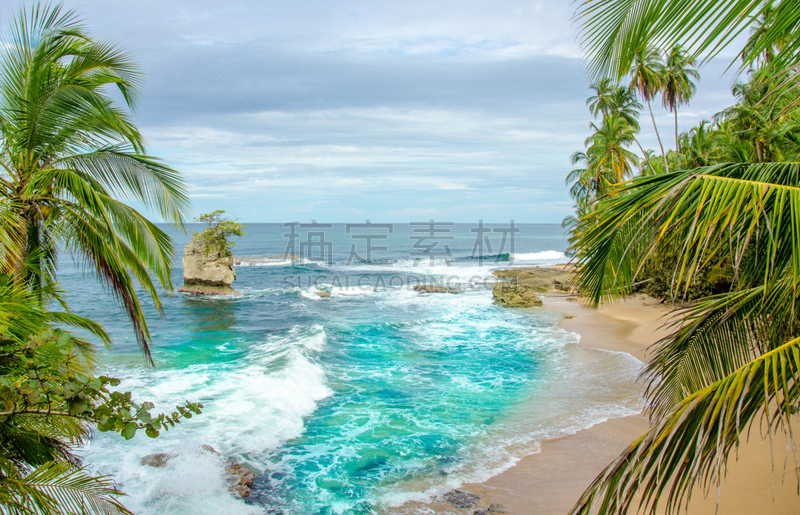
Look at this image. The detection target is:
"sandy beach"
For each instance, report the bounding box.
[422,293,800,514]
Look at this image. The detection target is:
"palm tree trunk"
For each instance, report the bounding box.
[674,108,679,156]
[634,138,648,164]
[648,99,669,172]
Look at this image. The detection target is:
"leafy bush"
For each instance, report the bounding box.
[194,210,247,257]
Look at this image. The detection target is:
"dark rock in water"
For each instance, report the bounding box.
[142,446,257,499]
[443,490,481,509]
[225,462,257,498]
[492,266,573,293]
[140,453,177,467]
[476,504,506,514]
[413,284,460,294]
[178,284,241,296]
[201,444,219,455]
[492,283,543,308]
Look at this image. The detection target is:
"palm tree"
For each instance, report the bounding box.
[743,1,792,69]
[566,114,638,213]
[587,80,648,159]
[0,4,190,363]
[607,85,649,159]
[586,78,615,118]
[569,163,800,515]
[678,120,723,168]
[718,76,800,163]
[576,1,800,81]
[566,149,595,207]
[0,280,130,513]
[662,45,699,152]
[569,0,800,513]
[585,114,639,189]
[629,46,668,171]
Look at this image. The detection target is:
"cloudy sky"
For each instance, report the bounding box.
[4,1,743,223]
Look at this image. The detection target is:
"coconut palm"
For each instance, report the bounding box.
[0,4,190,363]
[586,78,615,118]
[0,277,131,514]
[662,45,699,152]
[607,85,649,159]
[678,120,723,168]
[566,149,595,206]
[743,1,793,69]
[576,1,800,81]
[585,114,639,188]
[569,0,800,513]
[718,76,800,163]
[629,46,668,171]
[587,80,647,158]
[569,162,800,514]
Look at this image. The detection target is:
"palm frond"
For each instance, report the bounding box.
[575,1,800,80]
[570,335,800,515]
[2,461,132,515]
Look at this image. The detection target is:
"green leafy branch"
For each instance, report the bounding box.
[193,210,247,257]
[0,328,202,442]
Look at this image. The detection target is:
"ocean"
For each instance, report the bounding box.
[60,223,644,514]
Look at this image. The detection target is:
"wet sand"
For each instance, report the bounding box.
[424,295,800,514]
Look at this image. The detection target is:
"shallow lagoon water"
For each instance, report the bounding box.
[60,224,643,514]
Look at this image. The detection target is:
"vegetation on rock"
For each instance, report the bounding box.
[194,210,247,257]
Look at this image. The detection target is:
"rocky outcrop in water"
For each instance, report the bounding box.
[225,462,257,497]
[140,452,176,467]
[178,235,239,295]
[492,283,543,308]
[492,265,573,293]
[413,284,460,294]
[443,490,481,509]
[140,446,257,498]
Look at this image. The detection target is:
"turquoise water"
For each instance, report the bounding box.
[61,224,643,514]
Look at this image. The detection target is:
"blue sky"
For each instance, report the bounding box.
[4,0,742,223]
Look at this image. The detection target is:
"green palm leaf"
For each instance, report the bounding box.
[573,162,800,304]
[0,460,131,515]
[575,0,800,80]
[569,335,800,515]
[0,3,191,362]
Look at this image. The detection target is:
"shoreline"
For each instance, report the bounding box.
[418,291,799,514]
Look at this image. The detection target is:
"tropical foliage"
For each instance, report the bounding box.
[0,3,199,513]
[0,283,201,513]
[566,1,800,514]
[0,2,190,362]
[194,210,247,257]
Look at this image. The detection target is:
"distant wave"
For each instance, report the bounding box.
[453,253,512,263]
[510,251,566,262]
[235,255,315,267]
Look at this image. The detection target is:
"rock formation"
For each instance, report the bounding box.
[140,446,257,498]
[140,452,176,467]
[178,235,238,295]
[491,265,573,293]
[492,283,543,308]
[412,284,460,294]
[442,490,481,509]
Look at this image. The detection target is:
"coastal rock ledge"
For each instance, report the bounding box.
[177,235,239,295]
[492,283,543,308]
